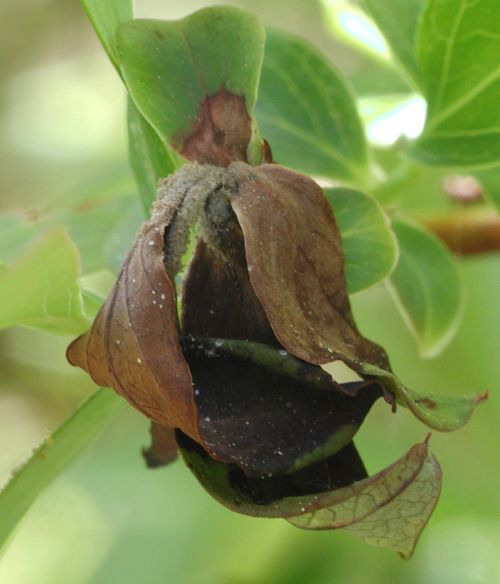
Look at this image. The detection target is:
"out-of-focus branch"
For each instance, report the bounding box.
[422,210,500,256]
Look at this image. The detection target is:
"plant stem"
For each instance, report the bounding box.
[422,209,500,256]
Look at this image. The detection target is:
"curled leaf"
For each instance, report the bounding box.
[178,433,441,558]
[228,162,390,370]
[288,439,442,560]
[183,338,382,476]
[361,363,488,432]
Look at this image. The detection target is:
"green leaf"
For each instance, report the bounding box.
[388,219,464,356]
[0,228,93,335]
[325,188,398,293]
[288,439,441,559]
[256,29,368,183]
[412,0,500,167]
[361,0,424,88]
[116,7,265,162]
[127,99,182,213]
[475,166,500,211]
[81,0,180,213]
[0,389,123,554]
[361,363,488,432]
[81,0,133,72]
[0,215,41,265]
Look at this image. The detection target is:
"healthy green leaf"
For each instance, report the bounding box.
[475,166,500,211]
[116,7,265,163]
[81,0,180,213]
[0,389,123,554]
[0,228,95,335]
[388,219,464,356]
[412,0,500,167]
[361,363,488,432]
[288,439,441,559]
[256,29,369,183]
[81,0,133,72]
[127,99,182,213]
[325,188,398,293]
[361,0,424,88]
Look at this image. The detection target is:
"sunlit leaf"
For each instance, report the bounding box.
[388,219,464,356]
[288,439,441,559]
[0,228,94,335]
[361,362,487,432]
[412,0,500,167]
[325,188,398,293]
[0,389,123,553]
[256,29,368,183]
[116,7,265,166]
[361,0,423,88]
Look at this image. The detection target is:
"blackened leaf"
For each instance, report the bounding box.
[228,162,389,370]
[288,439,441,559]
[142,422,178,468]
[177,432,368,516]
[67,221,198,440]
[182,340,381,476]
[116,7,265,165]
[361,363,488,432]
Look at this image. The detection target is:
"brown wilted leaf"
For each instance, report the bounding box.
[228,162,390,370]
[67,221,199,441]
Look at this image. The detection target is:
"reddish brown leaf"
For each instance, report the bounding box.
[142,422,178,468]
[227,162,389,370]
[67,222,199,441]
[179,89,252,166]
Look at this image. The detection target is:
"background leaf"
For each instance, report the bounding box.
[412,0,500,167]
[388,219,464,357]
[256,29,368,183]
[0,389,123,554]
[0,228,94,335]
[325,187,398,293]
[475,166,500,211]
[361,0,424,88]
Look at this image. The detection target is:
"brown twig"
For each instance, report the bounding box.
[422,209,500,256]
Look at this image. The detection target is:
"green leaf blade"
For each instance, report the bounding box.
[0,389,123,554]
[412,0,500,167]
[0,228,94,335]
[256,29,368,182]
[116,8,265,159]
[388,219,464,357]
[361,0,424,89]
[325,188,399,294]
[361,363,487,432]
[81,0,133,72]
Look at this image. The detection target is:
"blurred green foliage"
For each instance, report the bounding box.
[0,1,498,583]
